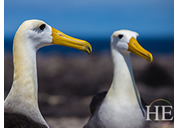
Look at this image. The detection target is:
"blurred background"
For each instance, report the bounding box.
[4,0,174,128]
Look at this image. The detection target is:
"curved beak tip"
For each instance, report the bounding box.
[85,44,92,55]
[148,53,153,63]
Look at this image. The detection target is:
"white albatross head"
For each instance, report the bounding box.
[14,19,92,54]
[111,30,153,63]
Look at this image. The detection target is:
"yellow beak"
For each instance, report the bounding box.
[51,27,92,54]
[128,37,153,63]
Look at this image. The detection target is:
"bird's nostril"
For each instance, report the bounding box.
[58,33,63,36]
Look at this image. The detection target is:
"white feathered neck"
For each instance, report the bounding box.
[4,21,49,127]
[107,48,143,109]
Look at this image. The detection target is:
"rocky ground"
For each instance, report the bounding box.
[4,51,174,128]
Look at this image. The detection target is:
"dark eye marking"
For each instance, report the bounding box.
[118,34,123,39]
[39,24,46,30]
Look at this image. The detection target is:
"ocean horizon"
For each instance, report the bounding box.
[4,37,174,54]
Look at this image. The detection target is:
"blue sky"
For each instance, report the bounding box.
[4,0,174,39]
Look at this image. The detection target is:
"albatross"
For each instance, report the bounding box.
[4,19,92,128]
[84,30,152,128]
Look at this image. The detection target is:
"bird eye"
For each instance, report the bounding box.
[118,34,123,39]
[39,24,46,30]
